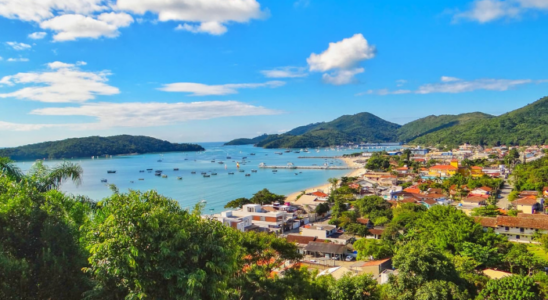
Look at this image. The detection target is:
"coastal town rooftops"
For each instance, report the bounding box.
[286,235,325,245]
[475,217,497,228]
[513,198,538,205]
[463,196,487,203]
[430,165,458,170]
[304,242,346,254]
[351,258,391,268]
[311,191,328,198]
[496,216,548,230]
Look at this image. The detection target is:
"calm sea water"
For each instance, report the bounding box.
[15,143,397,213]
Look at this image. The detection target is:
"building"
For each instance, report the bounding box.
[300,224,353,244]
[428,164,458,177]
[513,197,543,214]
[469,186,492,198]
[462,196,487,207]
[470,166,484,177]
[304,241,348,259]
[350,258,392,280]
[475,214,548,242]
[229,204,295,232]
[317,266,355,280]
[213,211,254,232]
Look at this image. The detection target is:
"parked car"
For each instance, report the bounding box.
[331,254,339,260]
[345,256,355,261]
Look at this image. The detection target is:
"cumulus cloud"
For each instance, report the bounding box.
[27,101,281,130]
[261,66,308,78]
[6,41,31,50]
[159,81,285,96]
[28,31,47,39]
[307,34,375,85]
[0,61,119,103]
[0,0,106,22]
[360,76,547,95]
[0,121,65,131]
[40,12,134,41]
[6,57,29,62]
[454,0,548,23]
[118,0,266,35]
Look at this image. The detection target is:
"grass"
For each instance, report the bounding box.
[527,244,548,261]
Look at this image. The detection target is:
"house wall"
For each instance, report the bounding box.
[494,226,542,242]
[516,204,534,214]
[301,228,328,239]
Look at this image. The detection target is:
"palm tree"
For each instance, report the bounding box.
[328,177,339,192]
[0,159,83,192]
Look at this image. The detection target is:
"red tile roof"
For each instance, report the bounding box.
[430,165,458,170]
[356,218,370,225]
[360,258,391,267]
[368,229,384,235]
[514,198,538,205]
[311,191,328,198]
[463,196,487,203]
[474,217,497,228]
[286,235,325,245]
[496,216,548,230]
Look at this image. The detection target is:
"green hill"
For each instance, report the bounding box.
[224,134,270,146]
[227,112,402,148]
[0,135,204,160]
[411,96,548,147]
[396,112,493,142]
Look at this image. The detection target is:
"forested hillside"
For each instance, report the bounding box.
[0,135,204,160]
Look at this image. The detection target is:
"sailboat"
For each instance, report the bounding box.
[236,162,240,169]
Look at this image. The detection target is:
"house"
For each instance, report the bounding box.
[356,218,374,228]
[366,228,384,239]
[470,166,484,177]
[380,269,398,284]
[469,186,492,198]
[428,165,458,177]
[543,187,548,198]
[395,166,409,175]
[213,211,254,232]
[513,197,542,214]
[318,266,355,280]
[229,204,295,232]
[310,191,329,201]
[286,235,326,254]
[462,196,487,207]
[350,258,392,280]
[304,242,348,259]
[475,214,548,242]
[421,198,438,209]
[301,224,337,239]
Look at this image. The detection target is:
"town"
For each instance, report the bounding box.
[210,143,548,286]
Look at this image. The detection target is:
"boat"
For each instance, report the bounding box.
[275,152,282,155]
[285,150,291,153]
[227,156,231,159]
[157,159,162,162]
[251,170,257,173]
[139,170,145,173]
[174,168,179,171]
[218,161,224,164]
[211,172,218,175]
[146,168,153,171]
[162,174,168,178]
[177,176,182,180]
[295,173,298,175]
[138,178,144,181]
[239,170,245,172]
[250,153,256,155]
[155,170,162,174]
[100,179,107,183]
[211,160,216,163]
[107,170,116,174]
[191,171,196,174]
[154,173,161,176]
[203,174,210,178]
[130,181,134,183]
[228,172,234,175]
[245,174,251,177]
[272,170,278,172]
[242,156,247,159]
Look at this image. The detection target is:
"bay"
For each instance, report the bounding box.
[15,142,398,213]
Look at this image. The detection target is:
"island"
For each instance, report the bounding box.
[0,135,205,160]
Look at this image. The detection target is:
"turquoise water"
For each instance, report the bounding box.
[15,143,397,213]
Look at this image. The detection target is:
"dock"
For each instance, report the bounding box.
[259,165,356,170]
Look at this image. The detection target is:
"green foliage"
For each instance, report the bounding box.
[504,243,545,275]
[412,96,548,147]
[385,241,469,299]
[354,239,393,260]
[511,156,548,191]
[365,153,391,171]
[509,191,520,201]
[224,188,285,208]
[471,205,502,217]
[223,134,269,145]
[355,196,393,221]
[478,275,540,300]
[0,135,204,160]
[315,202,330,215]
[328,273,380,300]
[345,223,370,237]
[459,242,500,268]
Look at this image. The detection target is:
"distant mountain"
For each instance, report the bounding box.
[396,112,493,142]
[412,96,548,147]
[0,135,205,160]
[227,112,402,149]
[224,134,270,146]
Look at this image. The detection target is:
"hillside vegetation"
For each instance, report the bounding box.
[396,112,493,142]
[412,96,548,147]
[226,97,548,148]
[0,135,204,160]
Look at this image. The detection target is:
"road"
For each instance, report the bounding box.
[497,181,513,210]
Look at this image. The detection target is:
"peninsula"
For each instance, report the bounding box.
[0,135,204,160]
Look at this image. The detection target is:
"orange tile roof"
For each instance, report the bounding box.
[471,166,483,170]
[514,198,538,205]
[404,188,421,194]
[311,191,328,198]
[475,217,497,228]
[430,165,458,170]
[360,258,391,267]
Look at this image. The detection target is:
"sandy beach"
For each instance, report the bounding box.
[285,156,365,203]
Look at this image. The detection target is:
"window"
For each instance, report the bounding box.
[516,235,520,239]
[520,228,525,233]
[505,227,509,231]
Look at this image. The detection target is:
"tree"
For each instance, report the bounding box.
[225,197,251,208]
[328,273,380,300]
[0,159,83,192]
[355,196,392,221]
[471,205,501,217]
[504,243,543,275]
[402,149,412,162]
[365,153,390,171]
[224,188,285,208]
[509,191,520,201]
[345,223,370,237]
[84,190,240,300]
[354,239,393,260]
[328,177,340,192]
[478,275,540,300]
[315,202,330,216]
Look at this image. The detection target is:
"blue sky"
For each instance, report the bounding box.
[1,0,548,147]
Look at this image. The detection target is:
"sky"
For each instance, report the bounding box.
[1,0,548,147]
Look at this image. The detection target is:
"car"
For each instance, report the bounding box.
[345,256,355,261]
[331,255,339,260]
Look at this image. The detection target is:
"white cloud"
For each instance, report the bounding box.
[322,68,364,85]
[0,61,119,103]
[175,22,227,35]
[159,81,285,96]
[441,76,462,82]
[0,0,106,22]
[307,34,375,85]
[261,66,308,78]
[360,77,546,95]
[396,79,407,87]
[117,0,266,35]
[454,0,548,23]
[6,41,31,50]
[6,57,29,62]
[40,13,134,41]
[27,101,281,130]
[28,31,47,39]
[0,121,65,131]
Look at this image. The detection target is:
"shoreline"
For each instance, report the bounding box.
[285,156,365,203]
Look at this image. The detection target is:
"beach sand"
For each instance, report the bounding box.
[285,156,365,203]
